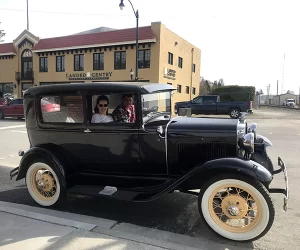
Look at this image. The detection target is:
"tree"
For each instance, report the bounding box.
[218,78,225,86]
[0,22,6,43]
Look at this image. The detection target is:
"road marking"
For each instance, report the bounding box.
[0,125,25,130]
[10,130,27,134]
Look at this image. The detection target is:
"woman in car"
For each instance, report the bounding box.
[91,95,113,123]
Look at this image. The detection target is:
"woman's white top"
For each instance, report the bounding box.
[91,113,113,123]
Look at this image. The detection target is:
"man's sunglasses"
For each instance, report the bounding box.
[98,104,108,107]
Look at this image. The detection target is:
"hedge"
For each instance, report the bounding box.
[211,86,256,102]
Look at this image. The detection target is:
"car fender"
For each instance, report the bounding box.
[16,145,73,181]
[178,157,273,191]
[256,134,272,147]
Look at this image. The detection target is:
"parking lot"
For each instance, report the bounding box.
[0,106,299,250]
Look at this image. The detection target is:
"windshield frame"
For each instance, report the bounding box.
[141,90,173,124]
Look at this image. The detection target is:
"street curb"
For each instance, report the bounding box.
[0,201,201,250]
[0,201,243,250]
[0,202,97,231]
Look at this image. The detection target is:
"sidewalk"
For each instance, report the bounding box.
[0,201,242,250]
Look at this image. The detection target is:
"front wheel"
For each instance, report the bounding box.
[198,174,275,242]
[0,110,4,119]
[25,159,66,207]
[229,108,240,118]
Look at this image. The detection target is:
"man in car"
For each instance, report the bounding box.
[112,94,136,123]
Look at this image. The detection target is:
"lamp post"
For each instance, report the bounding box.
[119,0,139,81]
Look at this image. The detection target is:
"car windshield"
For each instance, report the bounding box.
[142,91,171,119]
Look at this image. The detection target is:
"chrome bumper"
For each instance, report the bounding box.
[269,157,289,212]
[9,166,20,180]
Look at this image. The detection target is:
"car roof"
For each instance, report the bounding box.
[24,82,177,97]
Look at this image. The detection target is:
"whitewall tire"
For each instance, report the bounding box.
[198,174,275,242]
[25,160,65,207]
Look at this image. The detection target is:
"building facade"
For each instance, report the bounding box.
[0,22,201,109]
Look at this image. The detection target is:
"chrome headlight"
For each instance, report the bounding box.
[247,123,257,133]
[239,132,254,153]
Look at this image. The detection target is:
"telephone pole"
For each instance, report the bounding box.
[281,53,285,94]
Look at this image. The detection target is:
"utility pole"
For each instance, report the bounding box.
[281,53,285,94]
[277,80,278,95]
[266,84,270,105]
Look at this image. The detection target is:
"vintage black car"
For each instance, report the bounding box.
[10,82,288,242]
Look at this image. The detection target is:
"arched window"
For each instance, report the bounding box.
[21,49,33,79]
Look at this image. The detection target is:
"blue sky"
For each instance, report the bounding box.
[1,0,299,95]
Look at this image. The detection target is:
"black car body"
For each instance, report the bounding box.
[174,95,253,118]
[10,82,288,242]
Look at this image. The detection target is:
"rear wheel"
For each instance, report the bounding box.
[0,110,4,119]
[229,108,240,118]
[198,173,275,241]
[25,159,66,207]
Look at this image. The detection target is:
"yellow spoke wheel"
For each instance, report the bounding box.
[26,161,65,207]
[198,174,275,242]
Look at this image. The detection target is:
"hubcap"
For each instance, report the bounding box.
[208,185,261,233]
[30,168,57,200]
[231,110,239,117]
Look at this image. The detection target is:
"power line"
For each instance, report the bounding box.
[0,7,133,17]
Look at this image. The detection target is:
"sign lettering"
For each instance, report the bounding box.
[66,72,113,81]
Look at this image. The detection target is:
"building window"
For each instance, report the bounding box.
[138,49,150,68]
[177,84,182,93]
[93,53,104,70]
[178,57,183,68]
[168,52,173,65]
[192,63,196,72]
[56,56,65,72]
[192,87,196,95]
[114,51,126,70]
[39,57,48,72]
[74,54,84,71]
[186,86,190,94]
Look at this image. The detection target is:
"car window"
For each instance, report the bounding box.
[202,96,216,103]
[9,99,23,105]
[90,92,136,124]
[193,97,202,103]
[40,95,83,123]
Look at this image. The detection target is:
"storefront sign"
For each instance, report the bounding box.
[66,72,112,81]
[163,68,176,80]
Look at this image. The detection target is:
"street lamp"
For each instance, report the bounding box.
[119,0,139,81]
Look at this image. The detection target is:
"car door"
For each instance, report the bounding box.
[192,96,217,114]
[83,91,141,175]
[35,92,90,172]
[3,99,23,117]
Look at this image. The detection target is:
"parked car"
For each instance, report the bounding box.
[174,95,253,118]
[283,98,295,107]
[0,98,60,119]
[0,98,24,119]
[10,82,288,242]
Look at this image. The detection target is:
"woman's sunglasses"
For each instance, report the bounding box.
[98,104,108,107]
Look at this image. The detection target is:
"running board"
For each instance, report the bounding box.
[67,185,157,202]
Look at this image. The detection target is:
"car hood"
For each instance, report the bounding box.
[167,116,239,135]
[175,101,191,106]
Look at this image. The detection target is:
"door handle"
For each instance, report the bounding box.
[84,129,91,133]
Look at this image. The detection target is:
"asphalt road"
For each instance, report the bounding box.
[0,107,300,250]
